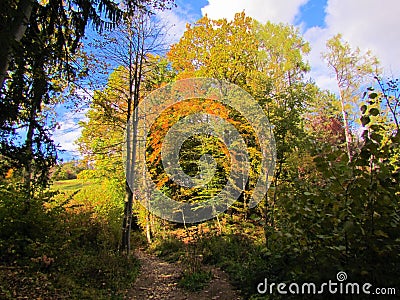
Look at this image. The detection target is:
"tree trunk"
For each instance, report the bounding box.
[121,181,134,253]
[23,106,36,193]
[0,0,33,91]
[145,212,152,243]
[121,21,136,254]
[121,91,139,254]
[339,91,353,162]
[142,100,152,244]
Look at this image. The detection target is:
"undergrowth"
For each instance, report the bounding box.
[0,181,140,299]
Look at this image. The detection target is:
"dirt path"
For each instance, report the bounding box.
[126,249,242,300]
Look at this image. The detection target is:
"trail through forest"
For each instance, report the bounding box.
[126,249,242,300]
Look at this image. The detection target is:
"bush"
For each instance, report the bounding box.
[150,237,185,262]
[77,169,99,180]
[0,182,140,299]
[51,161,86,181]
[178,270,212,291]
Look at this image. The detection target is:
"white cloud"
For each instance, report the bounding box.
[303,25,339,93]
[201,0,309,24]
[199,0,400,93]
[53,109,88,156]
[304,0,400,92]
[156,3,198,45]
[325,0,400,74]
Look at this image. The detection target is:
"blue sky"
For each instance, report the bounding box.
[296,0,326,28]
[175,0,327,29]
[164,0,399,75]
[54,0,400,161]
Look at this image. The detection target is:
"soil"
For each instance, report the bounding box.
[126,248,242,300]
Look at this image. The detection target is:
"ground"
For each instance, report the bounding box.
[126,248,242,300]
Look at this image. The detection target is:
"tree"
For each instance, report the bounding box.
[51,160,86,180]
[304,89,345,145]
[79,47,175,252]
[168,12,258,85]
[94,8,172,252]
[0,0,174,90]
[77,67,128,177]
[322,34,380,162]
[251,20,310,94]
[167,13,315,233]
[374,77,400,133]
[247,20,312,246]
[0,0,174,194]
[167,14,265,221]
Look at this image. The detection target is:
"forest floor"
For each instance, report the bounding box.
[126,248,242,300]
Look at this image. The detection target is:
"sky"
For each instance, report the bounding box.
[54,0,400,160]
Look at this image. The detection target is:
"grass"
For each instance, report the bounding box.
[178,270,212,291]
[52,179,95,192]
[149,237,185,262]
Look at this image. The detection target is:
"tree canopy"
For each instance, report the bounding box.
[0,7,399,299]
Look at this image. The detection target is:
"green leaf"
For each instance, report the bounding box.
[374,230,389,238]
[370,124,383,132]
[369,108,379,116]
[360,104,367,114]
[361,115,370,126]
[332,245,346,251]
[370,132,383,143]
[369,92,378,99]
[360,148,370,160]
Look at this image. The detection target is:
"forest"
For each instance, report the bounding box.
[0,0,399,299]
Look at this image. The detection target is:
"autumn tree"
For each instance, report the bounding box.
[251,20,310,94]
[322,34,380,161]
[168,12,258,85]
[93,8,174,251]
[0,0,174,193]
[167,13,315,233]
[78,51,175,251]
[305,88,345,145]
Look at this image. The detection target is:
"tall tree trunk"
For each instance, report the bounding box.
[0,0,33,91]
[121,98,139,253]
[339,91,353,162]
[142,99,152,244]
[23,106,36,193]
[121,180,134,252]
[145,212,152,243]
[23,54,46,198]
[121,16,145,253]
